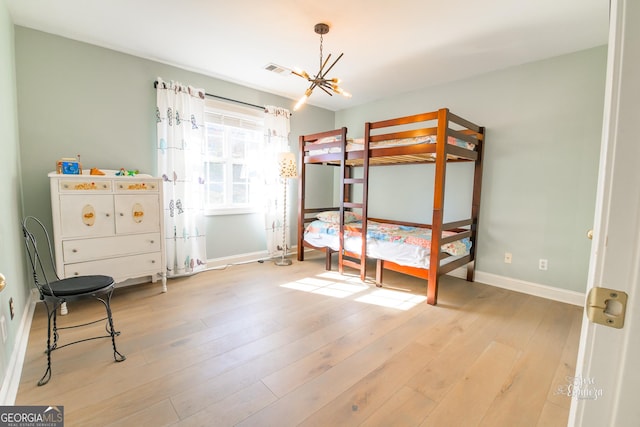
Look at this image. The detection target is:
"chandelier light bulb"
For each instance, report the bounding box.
[294,91,310,111]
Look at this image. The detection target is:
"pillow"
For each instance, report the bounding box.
[316,211,361,224]
[316,135,343,144]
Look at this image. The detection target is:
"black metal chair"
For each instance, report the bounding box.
[22,216,125,386]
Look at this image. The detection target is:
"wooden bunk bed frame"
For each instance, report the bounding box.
[297,108,485,305]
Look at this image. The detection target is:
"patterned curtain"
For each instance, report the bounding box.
[263,105,292,256]
[155,77,207,277]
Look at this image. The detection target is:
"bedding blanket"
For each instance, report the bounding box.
[305,220,471,258]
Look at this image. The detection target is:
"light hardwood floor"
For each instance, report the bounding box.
[16,252,582,426]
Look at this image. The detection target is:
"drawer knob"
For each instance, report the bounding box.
[106,213,110,217]
[72,249,78,253]
[120,213,124,217]
[151,260,156,264]
[150,240,154,244]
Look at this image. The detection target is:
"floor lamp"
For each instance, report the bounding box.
[275,151,297,266]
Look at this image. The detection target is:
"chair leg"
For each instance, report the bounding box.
[51,304,60,351]
[38,301,57,386]
[97,290,126,362]
[37,292,125,386]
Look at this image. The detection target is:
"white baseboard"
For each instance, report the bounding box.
[206,250,272,269]
[0,290,37,405]
[447,268,585,307]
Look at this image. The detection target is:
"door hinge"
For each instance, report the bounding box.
[586,287,627,329]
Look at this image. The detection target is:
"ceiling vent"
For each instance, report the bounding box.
[264,63,292,75]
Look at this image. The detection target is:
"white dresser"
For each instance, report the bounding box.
[49,171,167,292]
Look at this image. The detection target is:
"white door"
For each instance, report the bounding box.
[569,0,640,425]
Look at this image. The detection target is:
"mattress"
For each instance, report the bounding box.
[308,134,475,156]
[303,219,471,269]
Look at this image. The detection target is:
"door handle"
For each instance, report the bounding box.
[587,229,594,240]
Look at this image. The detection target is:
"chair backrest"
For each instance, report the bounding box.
[22,216,61,297]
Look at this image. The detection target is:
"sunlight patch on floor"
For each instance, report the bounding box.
[315,271,364,283]
[281,275,370,298]
[356,288,427,310]
[281,272,425,309]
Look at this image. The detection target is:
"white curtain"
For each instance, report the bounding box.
[155,77,207,277]
[263,105,292,256]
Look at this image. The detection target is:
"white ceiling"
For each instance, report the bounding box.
[7,0,609,112]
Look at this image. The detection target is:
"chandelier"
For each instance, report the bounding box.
[292,23,351,111]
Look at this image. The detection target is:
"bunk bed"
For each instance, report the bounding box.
[297,108,485,305]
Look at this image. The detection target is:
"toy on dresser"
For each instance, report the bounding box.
[56,155,82,175]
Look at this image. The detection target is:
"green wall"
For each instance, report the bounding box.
[336,46,608,293]
[0,0,29,399]
[14,27,335,261]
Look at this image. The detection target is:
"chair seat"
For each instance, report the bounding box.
[43,275,115,297]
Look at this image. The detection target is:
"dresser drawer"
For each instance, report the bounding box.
[62,233,161,263]
[63,252,163,281]
[59,179,112,192]
[114,180,160,192]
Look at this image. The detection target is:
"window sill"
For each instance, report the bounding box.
[206,207,263,216]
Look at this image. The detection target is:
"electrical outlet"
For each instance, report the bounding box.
[504,252,512,264]
[539,259,548,270]
[0,315,6,344]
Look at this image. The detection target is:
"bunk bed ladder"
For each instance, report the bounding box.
[338,129,369,282]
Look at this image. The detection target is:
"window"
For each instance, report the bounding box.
[204,99,265,215]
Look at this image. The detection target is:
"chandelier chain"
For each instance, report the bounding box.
[319,33,324,73]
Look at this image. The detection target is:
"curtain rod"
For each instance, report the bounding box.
[153,80,264,112]
[204,93,265,111]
